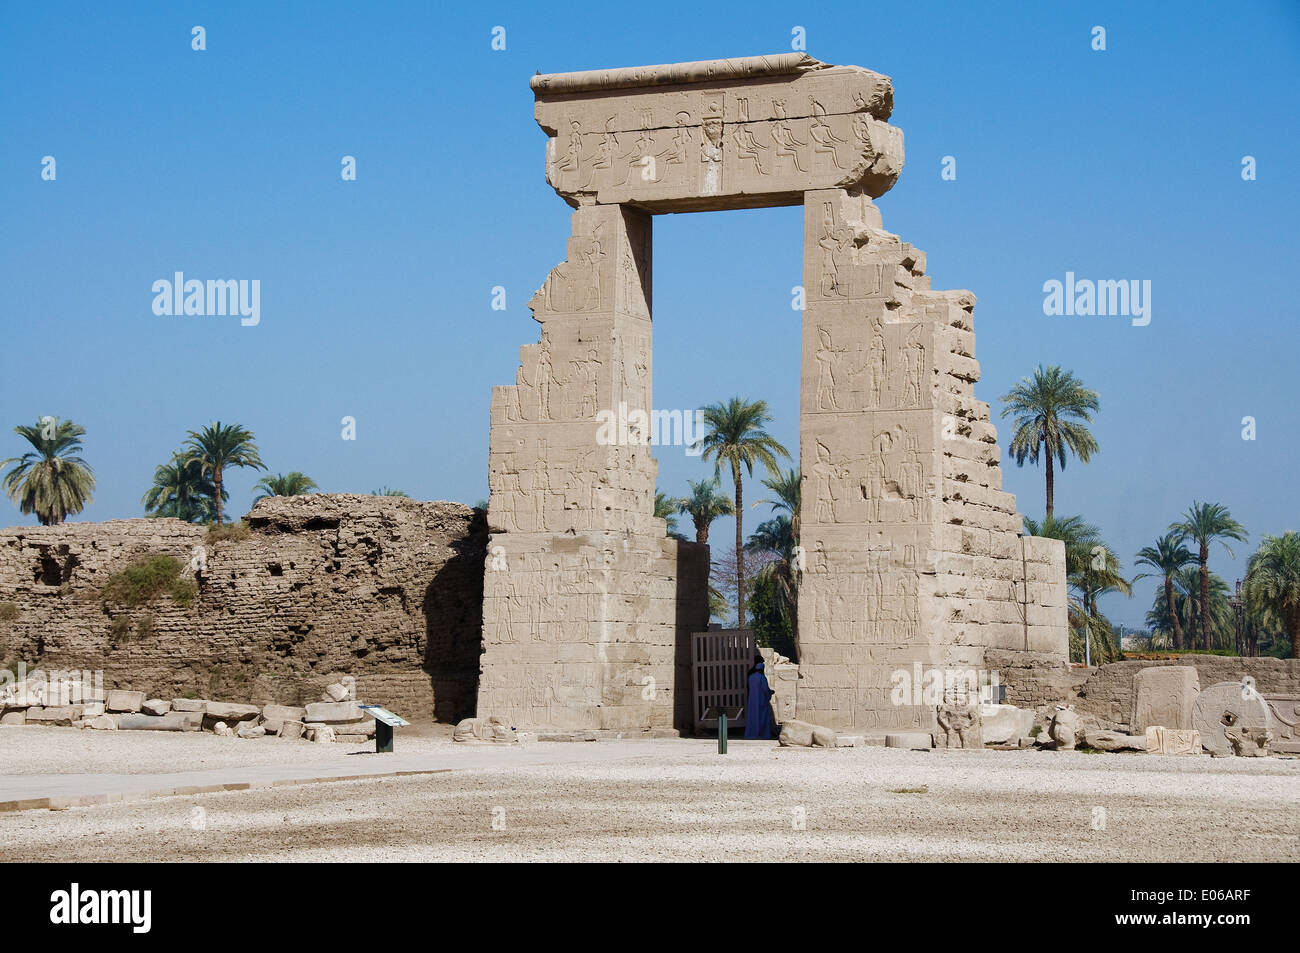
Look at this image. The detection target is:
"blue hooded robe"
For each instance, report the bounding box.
[744,662,776,739]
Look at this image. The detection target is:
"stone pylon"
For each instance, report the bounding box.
[481,53,1068,736]
[797,188,1067,732]
[480,203,709,732]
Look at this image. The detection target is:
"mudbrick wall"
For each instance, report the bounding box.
[0,495,488,723]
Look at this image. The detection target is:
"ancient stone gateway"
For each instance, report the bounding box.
[480,54,1068,735]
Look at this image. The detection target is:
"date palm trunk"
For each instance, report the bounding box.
[1165,576,1183,650]
[1198,544,1210,651]
[733,459,745,628]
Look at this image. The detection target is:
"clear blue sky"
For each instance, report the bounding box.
[2,0,1297,627]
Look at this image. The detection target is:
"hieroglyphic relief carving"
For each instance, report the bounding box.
[484,56,1065,734]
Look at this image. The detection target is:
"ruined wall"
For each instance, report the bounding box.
[0,495,487,722]
[1074,657,1300,730]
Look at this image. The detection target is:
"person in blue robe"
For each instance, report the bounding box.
[744,655,776,739]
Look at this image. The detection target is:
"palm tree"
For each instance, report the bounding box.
[653,491,687,541]
[1244,532,1300,659]
[697,398,791,627]
[999,366,1100,517]
[183,422,266,525]
[1,418,97,525]
[1024,514,1126,663]
[746,514,799,654]
[142,452,221,522]
[372,487,409,497]
[1134,533,1196,650]
[1171,502,1247,650]
[754,465,801,540]
[677,478,735,546]
[252,471,319,503]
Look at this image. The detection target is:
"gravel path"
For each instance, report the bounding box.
[2,732,1295,862]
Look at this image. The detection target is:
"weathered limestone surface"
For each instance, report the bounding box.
[0,495,487,722]
[796,188,1067,732]
[485,55,1067,734]
[482,199,711,732]
[1264,694,1300,754]
[534,54,901,212]
[1132,666,1199,731]
[1194,681,1273,758]
[1076,657,1300,730]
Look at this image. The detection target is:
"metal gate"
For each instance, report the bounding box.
[691,628,756,733]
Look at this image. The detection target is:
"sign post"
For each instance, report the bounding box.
[703,705,743,755]
[358,705,410,753]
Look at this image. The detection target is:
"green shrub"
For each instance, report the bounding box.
[135,613,156,639]
[205,522,250,545]
[0,602,19,622]
[101,555,192,607]
[109,616,132,641]
[169,579,198,607]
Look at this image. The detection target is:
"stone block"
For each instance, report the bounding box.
[304,723,335,743]
[979,703,1034,744]
[142,699,171,716]
[170,698,207,712]
[204,702,261,722]
[885,732,933,749]
[1263,694,1300,754]
[27,706,77,725]
[86,714,117,731]
[277,720,304,740]
[236,723,266,739]
[323,682,352,702]
[106,690,145,713]
[1083,729,1146,752]
[1144,726,1202,756]
[1132,666,1199,731]
[0,711,26,726]
[261,704,308,733]
[303,702,362,724]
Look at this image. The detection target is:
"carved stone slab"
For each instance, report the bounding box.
[1132,665,1199,731]
[533,54,902,211]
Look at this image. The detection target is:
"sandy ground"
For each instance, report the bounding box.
[1,728,1296,862]
[0,723,458,776]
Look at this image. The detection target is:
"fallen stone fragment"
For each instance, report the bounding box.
[170,698,207,712]
[236,723,266,739]
[305,723,336,743]
[26,706,77,726]
[277,720,304,740]
[884,732,933,750]
[323,682,351,702]
[1083,729,1146,752]
[979,703,1035,745]
[454,715,517,743]
[0,711,26,726]
[204,702,261,722]
[106,690,146,713]
[304,702,362,724]
[87,714,117,731]
[1144,726,1202,755]
[1194,682,1273,758]
[211,721,234,737]
[142,698,171,716]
